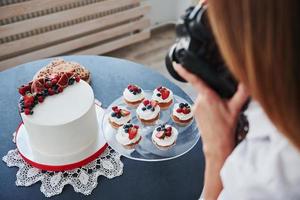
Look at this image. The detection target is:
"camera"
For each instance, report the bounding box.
[165,4,237,99]
[166,4,249,142]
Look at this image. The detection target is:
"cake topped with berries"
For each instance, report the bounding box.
[136,99,160,125]
[19,72,81,117]
[172,103,193,126]
[152,86,173,109]
[18,67,100,165]
[116,123,142,149]
[123,84,144,106]
[152,124,178,149]
[108,106,131,128]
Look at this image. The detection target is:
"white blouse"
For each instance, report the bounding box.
[218,102,300,200]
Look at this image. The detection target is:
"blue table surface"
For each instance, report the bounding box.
[0,55,204,200]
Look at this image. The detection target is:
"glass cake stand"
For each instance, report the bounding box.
[102,91,200,162]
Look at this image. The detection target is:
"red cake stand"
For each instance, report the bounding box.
[16,103,108,171]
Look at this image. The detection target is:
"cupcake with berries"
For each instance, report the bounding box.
[152,124,178,150]
[171,103,193,126]
[116,123,142,149]
[123,84,144,107]
[136,99,160,125]
[108,106,131,129]
[152,86,173,109]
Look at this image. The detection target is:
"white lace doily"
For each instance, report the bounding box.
[2,132,123,197]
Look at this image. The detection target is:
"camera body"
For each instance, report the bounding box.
[165,4,249,141]
[165,4,237,99]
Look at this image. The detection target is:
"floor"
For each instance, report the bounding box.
[106,25,197,100]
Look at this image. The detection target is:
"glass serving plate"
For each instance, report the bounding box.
[102,91,200,162]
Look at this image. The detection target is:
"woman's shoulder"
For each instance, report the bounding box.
[218,101,300,200]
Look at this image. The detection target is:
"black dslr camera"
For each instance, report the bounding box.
[165,4,237,99]
[166,4,249,142]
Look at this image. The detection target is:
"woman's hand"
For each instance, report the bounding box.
[174,62,248,160]
[174,62,249,200]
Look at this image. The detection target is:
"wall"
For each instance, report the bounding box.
[142,0,194,27]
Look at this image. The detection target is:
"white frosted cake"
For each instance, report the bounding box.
[18,72,100,164]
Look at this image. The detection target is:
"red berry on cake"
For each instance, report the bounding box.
[136,99,160,125]
[24,108,31,115]
[116,123,142,149]
[18,84,31,96]
[171,103,193,126]
[58,87,64,93]
[75,76,80,82]
[108,106,132,129]
[44,81,52,89]
[48,88,55,95]
[123,84,144,107]
[152,86,173,109]
[51,78,58,85]
[143,99,150,106]
[152,124,178,150]
[38,96,44,103]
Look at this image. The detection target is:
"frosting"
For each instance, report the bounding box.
[136,100,160,120]
[152,125,178,147]
[152,87,173,103]
[172,103,193,121]
[109,106,131,125]
[123,87,144,102]
[116,124,141,145]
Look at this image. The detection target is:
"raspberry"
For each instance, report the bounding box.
[58,87,64,93]
[51,79,58,85]
[75,76,80,82]
[48,88,55,95]
[44,81,52,89]
[24,108,31,115]
[38,96,44,103]
[143,100,150,106]
[165,130,172,137]
[112,106,118,111]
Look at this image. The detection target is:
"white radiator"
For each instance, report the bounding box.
[0,0,151,71]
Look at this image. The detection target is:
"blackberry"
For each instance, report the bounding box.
[68,79,75,85]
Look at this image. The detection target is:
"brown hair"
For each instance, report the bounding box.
[207,0,300,149]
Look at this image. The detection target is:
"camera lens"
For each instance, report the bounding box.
[165,45,187,82]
